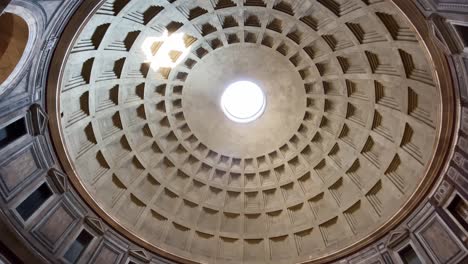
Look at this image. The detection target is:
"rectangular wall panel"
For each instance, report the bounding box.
[0,142,44,200]
[88,239,124,264]
[32,200,80,252]
[416,214,467,263]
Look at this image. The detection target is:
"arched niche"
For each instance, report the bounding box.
[0,13,29,85]
[0,2,45,97]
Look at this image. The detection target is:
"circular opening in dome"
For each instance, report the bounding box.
[221,81,266,123]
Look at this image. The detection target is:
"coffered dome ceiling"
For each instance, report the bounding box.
[54,0,443,263]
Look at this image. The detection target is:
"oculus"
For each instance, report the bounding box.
[221,81,266,123]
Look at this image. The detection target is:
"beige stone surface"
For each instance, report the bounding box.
[0,13,28,84]
[183,45,306,157]
[56,0,442,263]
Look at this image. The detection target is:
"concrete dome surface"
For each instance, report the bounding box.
[54,0,445,263]
[1,0,466,264]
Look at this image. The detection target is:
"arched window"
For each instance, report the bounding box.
[0,13,28,85]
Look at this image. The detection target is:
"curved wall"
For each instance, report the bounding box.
[0,13,28,84]
[0,1,45,97]
[0,1,466,264]
[48,0,454,262]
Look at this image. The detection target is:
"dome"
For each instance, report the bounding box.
[51,0,446,263]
